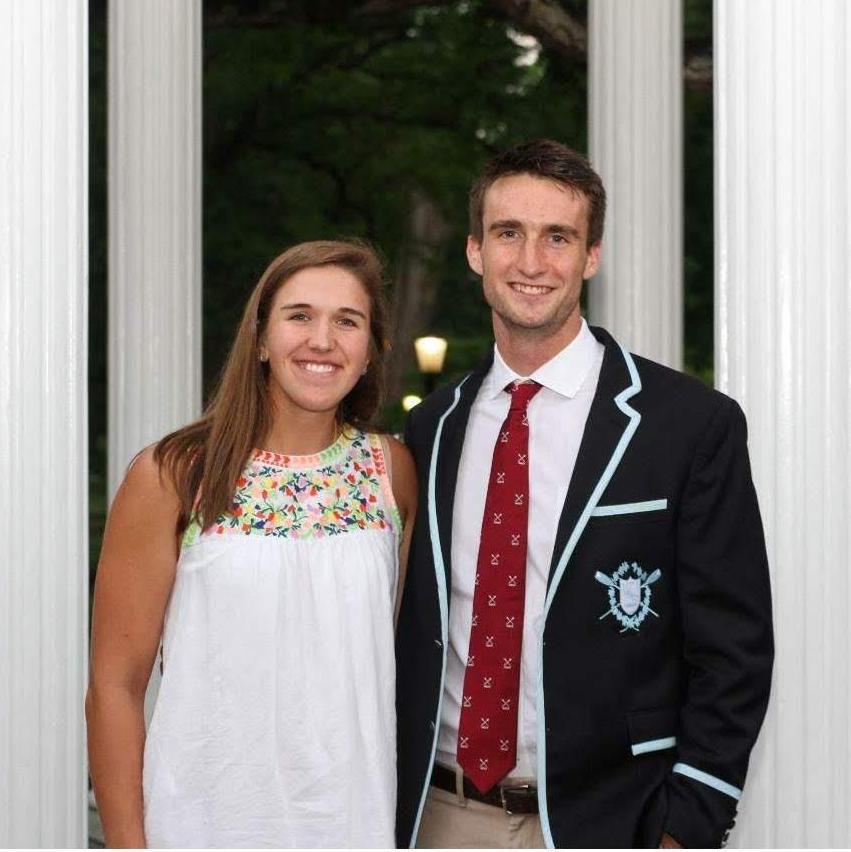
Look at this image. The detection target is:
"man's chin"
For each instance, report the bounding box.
[494,310,566,336]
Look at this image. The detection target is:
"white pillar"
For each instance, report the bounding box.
[0,1,88,846]
[716,1,851,846]
[107,0,202,748]
[108,0,203,499]
[588,0,683,368]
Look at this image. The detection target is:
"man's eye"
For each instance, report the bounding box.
[288,313,310,321]
[550,233,567,244]
[500,230,518,239]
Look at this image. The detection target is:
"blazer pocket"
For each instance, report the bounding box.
[627,706,679,757]
[589,498,669,527]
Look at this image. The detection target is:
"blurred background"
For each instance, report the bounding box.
[9,2,850,846]
[88,0,712,585]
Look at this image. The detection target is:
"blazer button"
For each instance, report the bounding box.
[434,638,442,648]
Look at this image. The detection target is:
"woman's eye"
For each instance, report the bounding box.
[288,312,310,321]
[337,317,358,328]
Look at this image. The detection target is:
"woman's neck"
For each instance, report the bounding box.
[260,407,340,456]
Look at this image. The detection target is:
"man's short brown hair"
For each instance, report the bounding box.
[468,139,606,248]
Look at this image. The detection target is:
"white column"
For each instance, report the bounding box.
[588,0,683,368]
[716,1,850,847]
[0,1,88,847]
[108,0,203,499]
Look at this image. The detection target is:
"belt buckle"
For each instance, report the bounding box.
[499,782,534,815]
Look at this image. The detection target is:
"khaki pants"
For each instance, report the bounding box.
[416,785,546,849]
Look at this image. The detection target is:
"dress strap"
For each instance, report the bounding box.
[367,432,402,537]
[378,434,394,481]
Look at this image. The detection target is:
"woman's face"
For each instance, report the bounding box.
[261,264,372,418]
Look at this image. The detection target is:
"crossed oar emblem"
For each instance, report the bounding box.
[595,567,662,631]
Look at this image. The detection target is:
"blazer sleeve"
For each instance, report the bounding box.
[664,396,774,848]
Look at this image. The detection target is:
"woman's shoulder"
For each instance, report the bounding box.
[381,434,413,468]
[108,445,182,541]
[124,445,172,494]
[372,433,416,515]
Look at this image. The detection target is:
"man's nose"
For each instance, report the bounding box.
[516,238,545,277]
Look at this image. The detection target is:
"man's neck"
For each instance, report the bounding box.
[493,314,583,376]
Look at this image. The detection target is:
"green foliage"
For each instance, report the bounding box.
[202,0,588,398]
[89,0,714,574]
[90,10,108,580]
[684,0,713,50]
[683,85,714,386]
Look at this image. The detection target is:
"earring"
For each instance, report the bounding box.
[259,351,269,363]
[362,363,369,375]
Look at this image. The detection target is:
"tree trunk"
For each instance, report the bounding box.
[388,188,451,405]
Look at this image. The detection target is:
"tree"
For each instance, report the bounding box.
[206,0,713,90]
[89,0,713,573]
[201,0,589,418]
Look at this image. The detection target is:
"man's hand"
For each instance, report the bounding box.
[660,832,682,848]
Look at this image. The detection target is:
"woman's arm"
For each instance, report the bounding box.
[386,436,417,626]
[86,447,181,848]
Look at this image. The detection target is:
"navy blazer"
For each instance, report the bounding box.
[396,326,773,848]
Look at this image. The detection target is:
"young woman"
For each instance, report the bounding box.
[86,240,416,848]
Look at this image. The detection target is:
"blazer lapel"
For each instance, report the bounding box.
[545,327,643,612]
[431,354,493,597]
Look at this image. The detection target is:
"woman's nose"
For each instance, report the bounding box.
[308,319,334,350]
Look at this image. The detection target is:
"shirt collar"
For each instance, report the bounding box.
[484,318,601,401]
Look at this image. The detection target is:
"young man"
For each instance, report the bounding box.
[396,139,773,848]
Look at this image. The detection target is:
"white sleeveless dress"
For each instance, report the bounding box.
[143,430,400,848]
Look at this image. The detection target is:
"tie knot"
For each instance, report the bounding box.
[505,380,541,412]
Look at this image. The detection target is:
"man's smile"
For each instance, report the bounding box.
[509,282,554,296]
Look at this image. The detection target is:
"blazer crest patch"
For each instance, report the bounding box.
[596,561,661,632]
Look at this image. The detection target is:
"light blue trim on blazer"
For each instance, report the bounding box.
[536,342,642,848]
[631,736,677,756]
[591,498,668,516]
[409,377,469,848]
[673,762,742,800]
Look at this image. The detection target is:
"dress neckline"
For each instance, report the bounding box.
[251,428,352,470]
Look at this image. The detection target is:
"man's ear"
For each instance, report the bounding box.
[466,234,484,276]
[583,241,602,280]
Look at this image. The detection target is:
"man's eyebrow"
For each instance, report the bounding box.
[544,223,580,238]
[488,219,524,232]
[487,220,581,238]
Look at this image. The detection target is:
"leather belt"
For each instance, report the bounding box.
[430,763,539,815]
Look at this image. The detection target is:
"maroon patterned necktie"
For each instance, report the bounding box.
[457,379,542,793]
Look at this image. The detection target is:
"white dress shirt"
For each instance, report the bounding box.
[436,318,604,778]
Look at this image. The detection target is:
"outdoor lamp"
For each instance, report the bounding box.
[414,336,447,374]
[402,394,422,412]
[414,336,448,395]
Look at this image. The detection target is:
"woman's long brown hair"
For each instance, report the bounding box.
[153,239,389,535]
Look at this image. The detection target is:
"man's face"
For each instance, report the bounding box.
[467,173,600,345]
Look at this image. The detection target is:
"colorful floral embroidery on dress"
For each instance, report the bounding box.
[182,430,400,548]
